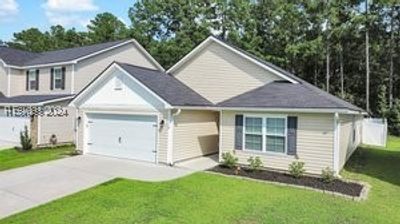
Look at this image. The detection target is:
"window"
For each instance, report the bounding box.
[266,118,286,153]
[28,70,38,91]
[53,67,63,89]
[244,115,287,154]
[244,117,263,151]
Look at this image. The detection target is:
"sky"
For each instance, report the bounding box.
[0,0,134,41]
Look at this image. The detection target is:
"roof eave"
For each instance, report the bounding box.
[176,105,365,114]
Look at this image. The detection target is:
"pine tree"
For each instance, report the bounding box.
[377,85,389,118]
[388,99,400,136]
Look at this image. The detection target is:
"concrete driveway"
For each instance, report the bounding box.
[0,155,197,219]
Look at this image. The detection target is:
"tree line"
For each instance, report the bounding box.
[2,1,400,134]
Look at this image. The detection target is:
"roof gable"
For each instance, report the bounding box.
[76,66,167,111]
[167,36,298,84]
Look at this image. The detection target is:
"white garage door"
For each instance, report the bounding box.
[0,111,30,144]
[86,113,157,162]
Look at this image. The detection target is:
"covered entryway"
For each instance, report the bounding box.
[86,113,157,162]
[0,110,30,144]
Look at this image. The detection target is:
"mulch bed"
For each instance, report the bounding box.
[209,165,364,197]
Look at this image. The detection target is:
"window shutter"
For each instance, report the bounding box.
[61,67,66,90]
[35,69,39,91]
[287,116,298,155]
[26,71,29,91]
[50,68,54,90]
[234,114,244,150]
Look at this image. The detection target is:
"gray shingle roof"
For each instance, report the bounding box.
[217,81,363,111]
[0,40,129,67]
[0,94,74,104]
[117,62,213,106]
[0,47,38,66]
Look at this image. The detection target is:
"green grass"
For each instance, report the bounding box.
[0,145,75,171]
[1,138,400,224]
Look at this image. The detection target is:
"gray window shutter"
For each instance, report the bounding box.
[61,67,66,90]
[35,69,39,91]
[50,68,54,90]
[287,116,298,155]
[234,114,244,150]
[26,71,29,91]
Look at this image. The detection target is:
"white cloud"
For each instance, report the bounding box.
[43,0,98,12]
[0,0,19,22]
[42,0,98,26]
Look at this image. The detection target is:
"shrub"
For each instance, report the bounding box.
[221,152,238,168]
[20,125,32,151]
[288,161,305,178]
[321,167,335,183]
[247,156,263,171]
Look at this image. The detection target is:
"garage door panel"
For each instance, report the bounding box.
[0,111,30,143]
[86,113,157,162]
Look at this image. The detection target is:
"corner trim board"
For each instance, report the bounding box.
[333,112,340,175]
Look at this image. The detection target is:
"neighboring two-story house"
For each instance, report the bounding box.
[0,39,163,146]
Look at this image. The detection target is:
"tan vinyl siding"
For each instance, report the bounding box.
[172,42,282,103]
[9,66,73,96]
[39,107,75,145]
[0,64,7,95]
[157,111,169,163]
[220,111,334,175]
[173,110,219,162]
[74,43,159,92]
[8,68,24,96]
[338,114,362,170]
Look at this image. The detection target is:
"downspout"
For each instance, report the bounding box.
[7,66,11,97]
[167,109,181,165]
[75,108,79,151]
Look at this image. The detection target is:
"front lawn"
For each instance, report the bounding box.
[1,138,400,223]
[0,145,76,171]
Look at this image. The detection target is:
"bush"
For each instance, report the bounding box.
[321,167,335,183]
[221,152,238,168]
[288,161,305,178]
[20,125,32,151]
[247,156,263,171]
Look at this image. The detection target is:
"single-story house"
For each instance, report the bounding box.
[69,36,365,175]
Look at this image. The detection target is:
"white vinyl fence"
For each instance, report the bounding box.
[362,118,388,147]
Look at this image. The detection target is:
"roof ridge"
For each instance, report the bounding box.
[38,39,131,54]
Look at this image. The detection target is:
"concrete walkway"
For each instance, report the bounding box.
[0,155,194,219]
[175,154,219,171]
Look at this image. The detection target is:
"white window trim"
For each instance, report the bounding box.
[242,114,288,155]
[53,67,63,90]
[28,69,37,91]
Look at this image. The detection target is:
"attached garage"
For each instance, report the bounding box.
[0,111,30,144]
[70,62,216,164]
[86,113,157,162]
